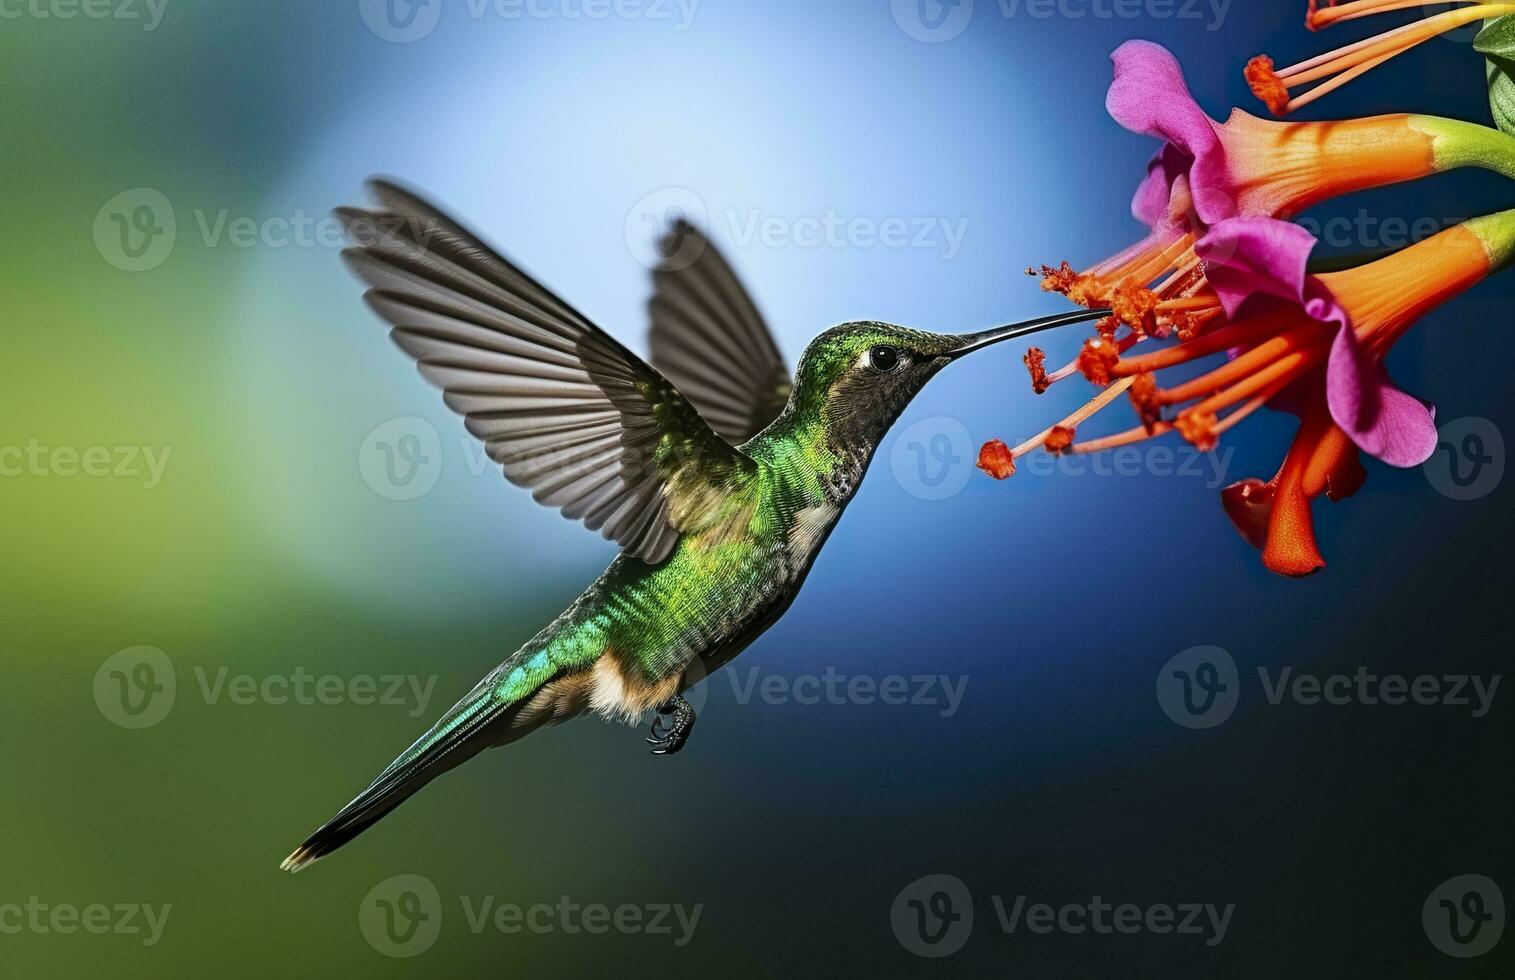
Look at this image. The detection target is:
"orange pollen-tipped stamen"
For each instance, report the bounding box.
[1009,377,1136,459]
[1129,372,1164,432]
[1043,426,1077,453]
[1039,261,1081,295]
[1174,411,1221,452]
[1078,337,1123,386]
[1252,4,1515,114]
[1024,346,1050,395]
[1040,326,1135,389]
[1110,280,1161,334]
[1040,263,1110,309]
[1244,56,1292,116]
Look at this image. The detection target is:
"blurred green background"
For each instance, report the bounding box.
[5,2,1512,976]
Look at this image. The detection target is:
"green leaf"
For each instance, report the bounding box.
[1476,15,1515,59]
[1488,57,1515,138]
[1479,16,1515,137]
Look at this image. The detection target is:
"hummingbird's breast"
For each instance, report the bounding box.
[512,458,850,726]
[573,488,840,689]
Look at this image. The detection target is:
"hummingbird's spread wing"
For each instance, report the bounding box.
[647,220,792,445]
[338,180,757,564]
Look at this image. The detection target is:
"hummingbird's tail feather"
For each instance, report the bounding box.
[280,687,552,874]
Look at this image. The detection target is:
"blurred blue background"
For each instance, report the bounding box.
[3,0,1511,975]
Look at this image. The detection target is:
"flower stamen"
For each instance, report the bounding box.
[1157,327,1328,406]
[1249,4,1515,114]
[1008,377,1137,459]
[1024,346,1050,394]
[1043,426,1077,453]
[1309,0,1483,30]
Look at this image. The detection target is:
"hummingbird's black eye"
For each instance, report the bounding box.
[866,345,902,374]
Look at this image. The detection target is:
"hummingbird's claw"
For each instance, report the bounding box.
[644,694,696,756]
[645,716,669,743]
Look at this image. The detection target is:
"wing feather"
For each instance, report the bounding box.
[646,221,792,444]
[339,180,756,563]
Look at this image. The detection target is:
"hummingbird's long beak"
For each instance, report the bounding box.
[945,308,1112,359]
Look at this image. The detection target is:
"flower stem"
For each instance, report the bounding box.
[1466,208,1515,270]
[1415,115,1515,181]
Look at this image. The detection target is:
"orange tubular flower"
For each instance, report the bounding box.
[999,210,1515,576]
[1038,41,1515,392]
[1250,2,1515,114]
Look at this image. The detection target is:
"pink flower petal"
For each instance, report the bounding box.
[1107,40,1235,224]
[1132,153,1176,227]
[1326,325,1439,467]
[1196,217,1352,334]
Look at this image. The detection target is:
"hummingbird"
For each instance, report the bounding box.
[280,180,1106,872]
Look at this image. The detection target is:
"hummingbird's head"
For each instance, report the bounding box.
[785,311,1110,464]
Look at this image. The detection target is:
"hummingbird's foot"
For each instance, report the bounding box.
[645,695,696,756]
